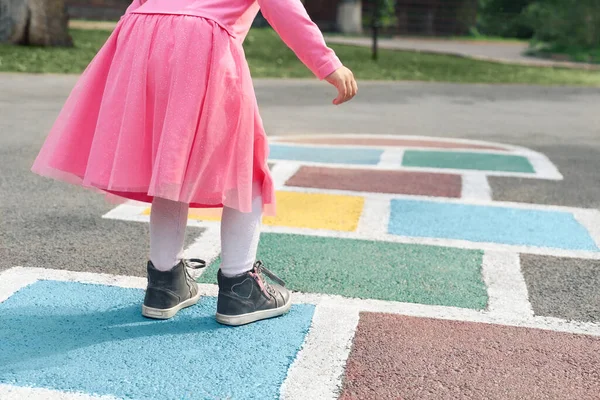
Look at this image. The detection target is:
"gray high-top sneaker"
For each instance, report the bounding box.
[142,259,205,319]
[216,261,292,326]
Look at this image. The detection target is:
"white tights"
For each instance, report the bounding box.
[149,196,262,277]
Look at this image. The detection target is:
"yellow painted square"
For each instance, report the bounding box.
[142,191,365,231]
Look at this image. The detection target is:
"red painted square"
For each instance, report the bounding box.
[341,313,600,400]
[286,166,462,198]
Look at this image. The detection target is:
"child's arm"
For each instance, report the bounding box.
[257,0,342,80]
[257,0,358,104]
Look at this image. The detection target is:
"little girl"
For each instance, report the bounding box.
[32,0,357,326]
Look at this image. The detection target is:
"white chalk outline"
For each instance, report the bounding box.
[573,208,600,250]
[461,173,492,201]
[1,267,598,337]
[280,304,359,400]
[273,141,516,155]
[0,384,117,400]
[270,134,523,151]
[377,148,404,168]
[269,161,302,188]
[355,197,390,237]
[482,251,534,319]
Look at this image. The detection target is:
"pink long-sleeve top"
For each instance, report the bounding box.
[125,0,342,80]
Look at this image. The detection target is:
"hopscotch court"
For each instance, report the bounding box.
[2,134,600,399]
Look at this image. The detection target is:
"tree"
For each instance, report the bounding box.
[0,0,72,46]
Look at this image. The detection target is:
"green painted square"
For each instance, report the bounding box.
[198,233,487,309]
[402,150,535,173]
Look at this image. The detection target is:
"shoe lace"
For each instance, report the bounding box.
[183,258,207,280]
[252,261,285,297]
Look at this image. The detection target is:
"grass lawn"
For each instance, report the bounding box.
[1,28,599,86]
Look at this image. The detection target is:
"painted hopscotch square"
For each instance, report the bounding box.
[269,144,383,165]
[199,233,487,309]
[0,280,314,400]
[402,150,535,173]
[520,255,600,322]
[285,166,462,198]
[144,191,365,232]
[340,313,600,400]
[388,199,599,251]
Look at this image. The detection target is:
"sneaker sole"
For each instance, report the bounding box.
[141,290,202,320]
[215,297,293,326]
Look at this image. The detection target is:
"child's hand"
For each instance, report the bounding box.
[325,66,357,105]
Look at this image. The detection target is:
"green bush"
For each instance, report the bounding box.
[523,0,600,50]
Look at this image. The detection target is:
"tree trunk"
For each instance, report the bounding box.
[0,0,72,47]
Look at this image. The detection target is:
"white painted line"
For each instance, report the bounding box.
[197,283,219,297]
[269,161,302,188]
[482,251,534,319]
[377,149,404,167]
[573,208,600,251]
[102,200,600,260]
[4,267,600,337]
[183,226,221,279]
[3,266,147,291]
[273,142,518,156]
[461,173,492,201]
[101,201,148,223]
[103,213,600,262]
[105,188,590,224]
[269,134,519,152]
[521,149,564,180]
[280,304,359,400]
[330,295,600,337]
[0,267,39,303]
[356,197,390,237]
[203,280,600,337]
[0,385,117,400]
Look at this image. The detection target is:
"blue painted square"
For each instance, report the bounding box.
[269,144,383,165]
[388,199,599,251]
[0,281,314,400]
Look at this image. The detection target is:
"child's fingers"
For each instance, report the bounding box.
[334,82,347,105]
[340,78,356,104]
[333,90,342,105]
[344,79,353,103]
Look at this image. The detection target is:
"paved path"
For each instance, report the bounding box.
[325,36,600,70]
[1,74,599,399]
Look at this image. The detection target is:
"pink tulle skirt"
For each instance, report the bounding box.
[32,13,275,215]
